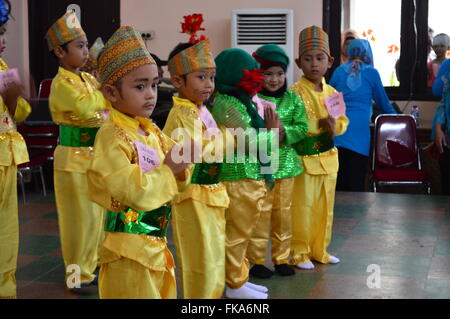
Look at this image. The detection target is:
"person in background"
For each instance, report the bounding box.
[431,59,450,195]
[330,39,397,192]
[0,0,32,299]
[428,33,450,87]
[340,29,358,65]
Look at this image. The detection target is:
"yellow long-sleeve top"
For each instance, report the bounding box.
[289,76,349,175]
[163,96,229,207]
[49,67,108,172]
[0,58,31,166]
[87,107,181,269]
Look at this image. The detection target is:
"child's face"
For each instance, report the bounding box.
[57,36,89,71]
[296,49,334,84]
[172,68,215,106]
[432,44,449,59]
[0,25,7,57]
[262,66,286,92]
[105,64,159,118]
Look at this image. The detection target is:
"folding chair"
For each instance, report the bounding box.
[371,114,430,194]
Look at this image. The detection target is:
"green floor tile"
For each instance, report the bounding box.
[334,205,369,218]
[425,279,450,299]
[374,193,448,209]
[326,253,432,279]
[16,256,65,283]
[352,219,439,238]
[327,234,348,254]
[250,273,323,299]
[434,239,450,256]
[19,234,60,255]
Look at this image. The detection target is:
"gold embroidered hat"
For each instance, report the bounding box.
[45,11,86,51]
[98,26,156,86]
[167,38,215,76]
[298,25,331,57]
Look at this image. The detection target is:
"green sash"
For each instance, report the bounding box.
[59,125,100,147]
[104,206,171,238]
[295,133,334,156]
[190,163,222,185]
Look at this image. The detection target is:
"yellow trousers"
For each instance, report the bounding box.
[224,179,271,289]
[247,178,294,265]
[0,165,18,299]
[290,172,337,264]
[172,198,226,299]
[54,170,105,285]
[99,252,176,299]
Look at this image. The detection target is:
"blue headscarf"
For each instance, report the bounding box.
[0,0,11,27]
[342,39,374,91]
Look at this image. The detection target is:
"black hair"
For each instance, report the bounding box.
[167,42,195,81]
[51,42,69,60]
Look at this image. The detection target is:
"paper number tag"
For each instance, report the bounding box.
[252,95,276,120]
[0,68,22,94]
[134,140,160,173]
[324,92,346,119]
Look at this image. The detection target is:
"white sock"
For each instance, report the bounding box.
[225,285,268,299]
[295,261,315,269]
[328,256,340,264]
[244,281,268,293]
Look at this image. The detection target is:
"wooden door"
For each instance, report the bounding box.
[28,0,120,95]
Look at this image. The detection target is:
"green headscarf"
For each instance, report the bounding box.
[215,48,265,129]
[253,43,289,70]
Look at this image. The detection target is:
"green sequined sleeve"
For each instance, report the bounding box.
[283,91,309,146]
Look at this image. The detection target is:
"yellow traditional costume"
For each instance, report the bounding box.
[46,12,108,286]
[289,26,349,266]
[164,40,230,296]
[0,57,31,299]
[87,26,181,299]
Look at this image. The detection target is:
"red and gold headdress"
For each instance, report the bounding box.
[167,13,215,76]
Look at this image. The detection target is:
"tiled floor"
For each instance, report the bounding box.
[15,189,450,299]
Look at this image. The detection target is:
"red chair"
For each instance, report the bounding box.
[371,114,430,194]
[16,122,59,202]
[38,79,53,98]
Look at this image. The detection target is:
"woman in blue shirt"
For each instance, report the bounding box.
[330,39,397,191]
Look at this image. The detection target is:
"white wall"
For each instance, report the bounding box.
[121,0,323,83]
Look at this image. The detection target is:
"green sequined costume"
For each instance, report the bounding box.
[257,90,308,179]
[210,92,276,181]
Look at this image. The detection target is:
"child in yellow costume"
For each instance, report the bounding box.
[87,26,192,299]
[163,28,230,298]
[246,44,308,278]
[46,12,108,290]
[0,0,31,299]
[289,26,349,270]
